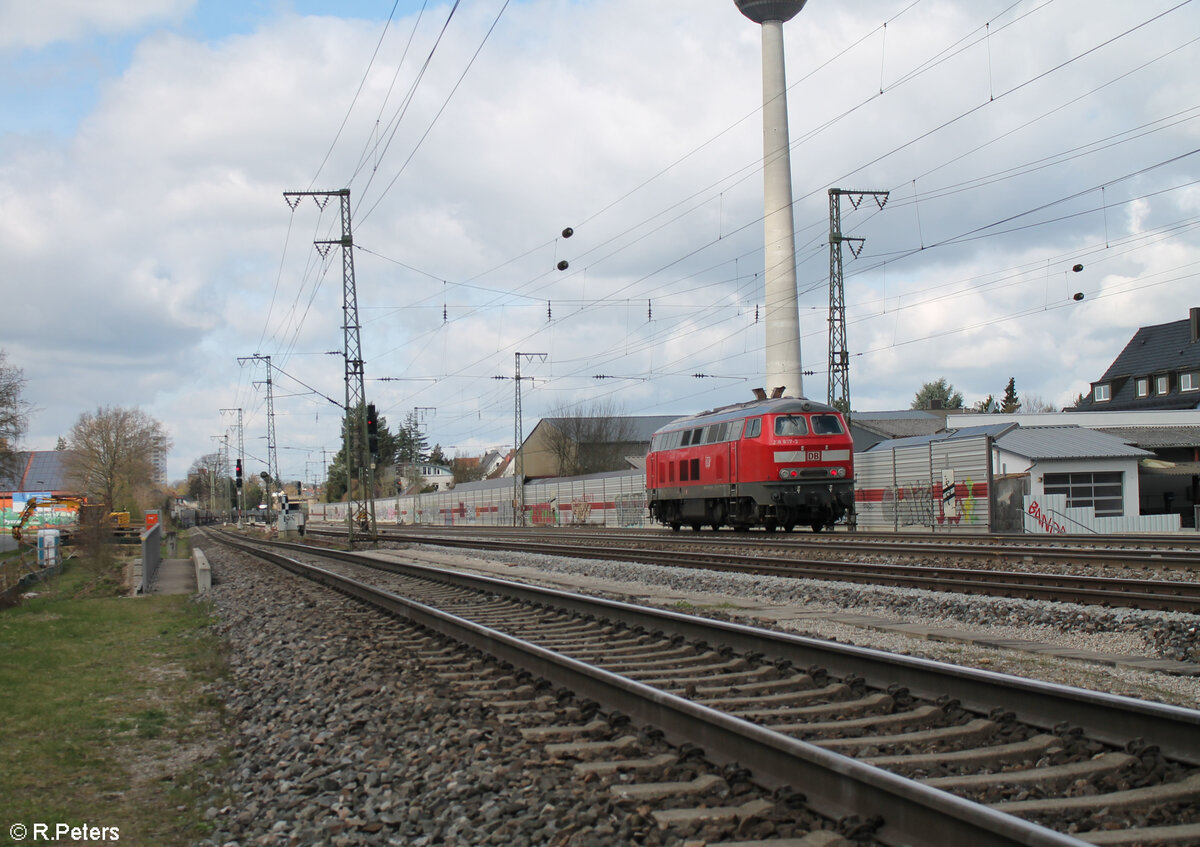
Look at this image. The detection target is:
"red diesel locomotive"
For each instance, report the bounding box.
[646,396,854,532]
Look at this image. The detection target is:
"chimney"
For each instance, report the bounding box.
[1191,307,1199,344]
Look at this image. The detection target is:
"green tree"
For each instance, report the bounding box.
[971,395,997,413]
[326,402,399,501]
[395,411,428,464]
[910,378,964,411]
[450,456,486,485]
[1000,377,1021,413]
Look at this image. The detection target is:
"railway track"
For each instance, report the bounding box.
[305,525,1200,613]
[311,523,1200,568]
[214,531,1200,847]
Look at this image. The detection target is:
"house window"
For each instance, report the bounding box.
[1156,375,1170,395]
[1044,471,1124,517]
[1092,384,1111,402]
[1182,372,1199,392]
[1135,378,1149,398]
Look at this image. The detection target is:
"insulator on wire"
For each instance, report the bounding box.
[557,260,569,271]
[1072,264,1084,273]
[547,301,552,321]
[562,227,574,238]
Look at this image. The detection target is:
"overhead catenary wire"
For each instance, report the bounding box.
[251,0,1198,471]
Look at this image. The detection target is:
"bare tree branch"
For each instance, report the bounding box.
[0,350,30,481]
[65,406,171,512]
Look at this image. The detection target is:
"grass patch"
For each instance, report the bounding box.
[0,552,229,845]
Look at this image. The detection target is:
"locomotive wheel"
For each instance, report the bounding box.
[732,523,750,532]
[691,522,703,532]
[782,523,795,532]
[669,522,681,532]
[764,519,778,532]
[810,520,823,533]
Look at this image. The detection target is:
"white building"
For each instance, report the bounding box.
[397,462,454,493]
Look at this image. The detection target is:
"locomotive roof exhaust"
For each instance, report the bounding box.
[752,388,767,401]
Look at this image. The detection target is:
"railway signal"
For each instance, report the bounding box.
[367,404,378,458]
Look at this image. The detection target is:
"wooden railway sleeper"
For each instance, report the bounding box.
[924,751,1138,793]
[699,682,849,710]
[695,675,819,701]
[818,715,999,755]
[866,730,1059,770]
[774,703,944,736]
[599,648,736,672]
[739,691,894,722]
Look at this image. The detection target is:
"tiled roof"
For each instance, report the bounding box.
[1101,316,1200,379]
[1097,425,1200,449]
[853,410,946,439]
[1075,311,1200,411]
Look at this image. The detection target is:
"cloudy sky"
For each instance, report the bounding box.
[2,0,1197,484]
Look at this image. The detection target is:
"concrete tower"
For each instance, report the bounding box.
[736,0,808,398]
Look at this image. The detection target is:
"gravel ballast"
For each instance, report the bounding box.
[378,544,1200,709]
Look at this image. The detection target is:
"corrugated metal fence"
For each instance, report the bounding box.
[854,436,992,531]
[312,470,649,528]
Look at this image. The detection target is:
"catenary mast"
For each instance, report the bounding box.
[736,0,808,398]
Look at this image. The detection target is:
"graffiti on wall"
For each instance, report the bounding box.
[1026,499,1068,534]
[569,498,592,524]
[881,483,935,527]
[616,493,647,528]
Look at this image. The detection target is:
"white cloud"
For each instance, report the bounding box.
[2,0,1198,480]
[0,0,194,50]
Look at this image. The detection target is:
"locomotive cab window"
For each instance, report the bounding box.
[810,414,844,435]
[744,418,762,438]
[774,415,808,436]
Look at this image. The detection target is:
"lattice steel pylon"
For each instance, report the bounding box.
[828,188,888,420]
[511,352,545,527]
[284,188,374,547]
[239,355,281,525]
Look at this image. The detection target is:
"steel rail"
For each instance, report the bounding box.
[227,533,1200,767]
[216,532,1089,847]
[312,522,1200,566]
[307,527,1200,612]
